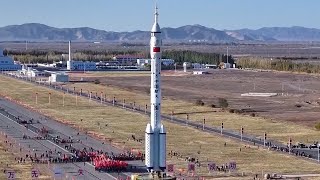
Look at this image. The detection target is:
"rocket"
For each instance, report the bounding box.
[145,5,166,172]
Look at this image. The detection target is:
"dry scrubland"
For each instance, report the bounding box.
[0,75,320,177]
[64,78,320,145]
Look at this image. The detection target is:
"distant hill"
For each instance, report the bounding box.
[0,23,320,42]
[227,26,320,41]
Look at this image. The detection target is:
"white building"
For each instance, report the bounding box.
[205,64,217,69]
[137,59,175,68]
[19,66,45,77]
[193,71,208,75]
[49,73,69,83]
[0,49,22,71]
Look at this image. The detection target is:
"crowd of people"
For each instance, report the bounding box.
[93,154,128,172]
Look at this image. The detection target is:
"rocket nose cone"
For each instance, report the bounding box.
[146,123,153,133]
[160,124,166,133]
[151,23,161,32]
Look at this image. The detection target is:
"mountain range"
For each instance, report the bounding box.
[0,23,320,42]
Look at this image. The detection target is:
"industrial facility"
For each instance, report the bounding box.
[67,41,97,71]
[0,48,22,71]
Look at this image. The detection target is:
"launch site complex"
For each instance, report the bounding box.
[1,2,320,180]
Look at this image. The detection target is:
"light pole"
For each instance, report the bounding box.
[264,132,267,148]
[123,99,125,108]
[241,126,244,142]
[221,122,223,135]
[35,93,38,105]
[186,114,189,126]
[63,92,65,107]
[100,92,103,104]
[288,137,292,155]
[145,104,148,114]
[202,118,205,130]
[48,93,51,105]
[76,93,78,106]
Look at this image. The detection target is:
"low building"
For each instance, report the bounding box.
[205,64,217,69]
[137,59,175,68]
[193,71,209,75]
[192,63,205,69]
[19,66,46,77]
[67,60,96,71]
[113,55,144,66]
[0,49,22,71]
[49,73,69,83]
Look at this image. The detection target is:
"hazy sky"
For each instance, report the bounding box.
[2,0,319,31]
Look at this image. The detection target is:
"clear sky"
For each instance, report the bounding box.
[1,0,319,31]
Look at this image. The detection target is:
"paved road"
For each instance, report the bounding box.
[0,98,146,180]
[1,72,320,165]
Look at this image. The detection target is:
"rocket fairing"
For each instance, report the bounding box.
[145,5,167,172]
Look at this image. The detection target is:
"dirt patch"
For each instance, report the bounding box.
[77,69,320,127]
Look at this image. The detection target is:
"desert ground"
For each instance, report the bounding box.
[69,69,320,129]
[2,74,320,178]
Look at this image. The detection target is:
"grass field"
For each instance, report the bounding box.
[1,75,320,178]
[64,82,320,145]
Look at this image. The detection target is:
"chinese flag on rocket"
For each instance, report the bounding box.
[153,47,160,52]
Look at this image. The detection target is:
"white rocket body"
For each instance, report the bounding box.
[145,6,166,172]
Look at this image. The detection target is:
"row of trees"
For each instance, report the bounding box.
[162,50,233,65]
[4,49,232,65]
[237,57,320,74]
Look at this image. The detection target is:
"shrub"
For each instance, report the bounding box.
[195,100,205,106]
[315,123,320,131]
[250,113,256,117]
[218,98,229,108]
[210,104,216,108]
[229,109,235,113]
[94,79,101,84]
[295,104,302,108]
